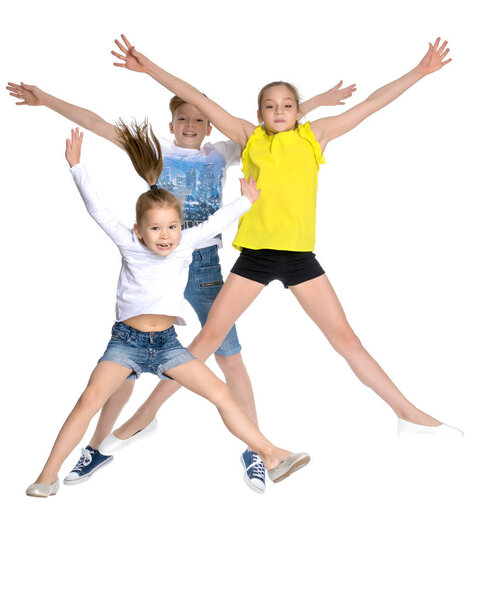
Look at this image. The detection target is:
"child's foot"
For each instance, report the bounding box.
[63,446,113,485]
[99,419,157,454]
[397,408,443,427]
[241,449,266,494]
[26,479,59,498]
[267,452,310,483]
[398,419,463,438]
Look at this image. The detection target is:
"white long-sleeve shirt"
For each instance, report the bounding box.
[70,163,251,325]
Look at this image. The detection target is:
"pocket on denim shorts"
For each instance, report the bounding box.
[199,265,224,300]
[111,324,131,342]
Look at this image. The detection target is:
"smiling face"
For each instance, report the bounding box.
[257,84,301,134]
[134,206,182,256]
[169,102,212,149]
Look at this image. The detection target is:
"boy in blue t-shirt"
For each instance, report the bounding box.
[7,80,356,492]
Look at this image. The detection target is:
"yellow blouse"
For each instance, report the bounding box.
[233,121,325,252]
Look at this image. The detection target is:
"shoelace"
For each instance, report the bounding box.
[249,453,265,480]
[72,448,93,472]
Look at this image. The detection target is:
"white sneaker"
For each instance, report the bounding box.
[398,418,463,438]
[99,419,158,454]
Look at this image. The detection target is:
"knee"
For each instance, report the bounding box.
[215,352,243,376]
[77,386,105,415]
[330,328,363,357]
[190,325,224,358]
[209,381,233,411]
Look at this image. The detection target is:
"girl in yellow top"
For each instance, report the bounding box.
[109,35,462,444]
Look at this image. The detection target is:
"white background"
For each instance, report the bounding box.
[1,0,478,598]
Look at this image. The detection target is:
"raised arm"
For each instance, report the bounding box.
[66,128,132,247]
[184,176,259,248]
[310,38,451,151]
[6,82,121,147]
[111,34,255,148]
[299,80,357,118]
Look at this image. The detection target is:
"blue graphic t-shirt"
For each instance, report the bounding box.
[156,137,241,249]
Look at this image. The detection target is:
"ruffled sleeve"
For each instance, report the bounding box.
[241,126,266,167]
[298,122,325,168]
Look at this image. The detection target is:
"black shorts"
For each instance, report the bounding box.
[230,248,325,288]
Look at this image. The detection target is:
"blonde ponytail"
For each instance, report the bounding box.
[115,118,182,223]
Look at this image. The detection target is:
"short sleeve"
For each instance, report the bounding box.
[298,122,325,168]
[241,126,265,168]
[212,140,242,168]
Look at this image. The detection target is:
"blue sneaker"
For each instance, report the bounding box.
[63,446,113,485]
[241,449,266,494]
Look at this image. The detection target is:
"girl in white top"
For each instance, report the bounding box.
[26,125,309,497]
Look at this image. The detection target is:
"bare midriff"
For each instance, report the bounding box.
[122,314,176,332]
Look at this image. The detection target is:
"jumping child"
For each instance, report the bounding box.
[25,125,309,497]
[8,78,354,493]
[103,35,462,443]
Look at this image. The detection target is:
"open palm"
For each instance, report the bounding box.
[112,34,149,73]
[321,81,357,106]
[240,176,261,204]
[6,82,43,106]
[65,127,83,167]
[418,38,451,75]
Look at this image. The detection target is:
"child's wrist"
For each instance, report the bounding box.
[411,64,426,80]
[144,60,157,77]
[42,92,56,108]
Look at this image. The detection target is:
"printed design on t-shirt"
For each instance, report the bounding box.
[157,152,227,229]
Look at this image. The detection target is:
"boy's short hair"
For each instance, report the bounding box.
[169,95,211,126]
[169,95,187,117]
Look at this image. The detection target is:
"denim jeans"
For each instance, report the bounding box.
[184,245,241,356]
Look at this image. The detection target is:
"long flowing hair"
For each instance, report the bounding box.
[115,118,182,223]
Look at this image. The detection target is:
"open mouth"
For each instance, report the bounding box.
[157,243,173,249]
[183,132,197,137]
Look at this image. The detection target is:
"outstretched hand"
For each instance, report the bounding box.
[240,176,260,204]
[65,128,84,167]
[112,34,150,73]
[417,38,452,75]
[6,82,44,106]
[320,81,357,106]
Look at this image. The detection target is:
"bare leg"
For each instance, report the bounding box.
[88,380,135,449]
[164,359,288,470]
[290,275,441,425]
[34,361,132,485]
[114,274,264,439]
[215,353,258,425]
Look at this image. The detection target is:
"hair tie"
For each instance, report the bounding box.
[150,184,158,190]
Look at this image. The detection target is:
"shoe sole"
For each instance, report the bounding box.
[63,455,114,486]
[240,456,265,494]
[270,455,310,483]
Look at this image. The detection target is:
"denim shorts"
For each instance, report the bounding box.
[99,322,195,380]
[184,245,241,356]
